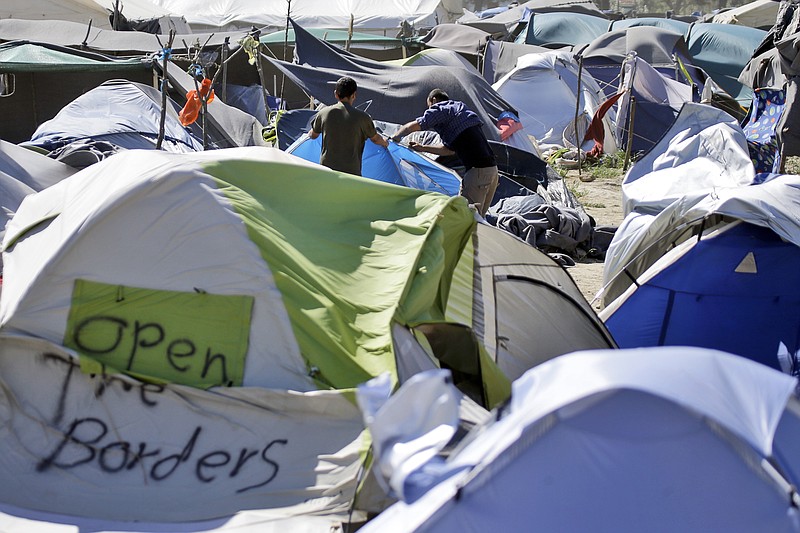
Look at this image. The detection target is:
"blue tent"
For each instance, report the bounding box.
[685,22,766,105]
[608,17,690,34]
[287,135,462,196]
[605,222,800,371]
[516,12,608,48]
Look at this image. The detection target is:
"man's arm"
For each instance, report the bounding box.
[308,129,320,139]
[408,141,455,156]
[391,120,422,142]
[370,132,389,148]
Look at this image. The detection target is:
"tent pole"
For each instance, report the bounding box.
[346,14,354,51]
[573,54,584,176]
[221,37,229,103]
[280,0,291,102]
[623,95,636,171]
[112,0,121,31]
[156,30,176,150]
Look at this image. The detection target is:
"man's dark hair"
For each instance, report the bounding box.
[427,89,450,104]
[335,76,358,99]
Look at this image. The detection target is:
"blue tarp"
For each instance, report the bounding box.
[685,23,766,104]
[287,135,461,196]
[517,12,608,48]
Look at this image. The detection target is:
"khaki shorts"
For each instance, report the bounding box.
[461,165,499,216]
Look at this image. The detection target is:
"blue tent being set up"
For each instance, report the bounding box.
[287,135,462,196]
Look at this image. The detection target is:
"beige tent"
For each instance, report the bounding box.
[712,0,777,30]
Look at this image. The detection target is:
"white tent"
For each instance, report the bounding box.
[358,347,800,532]
[0,141,76,267]
[493,50,615,153]
[619,102,753,216]
[149,0,463,34]
[1,0,190,33]
[0,333,366,529]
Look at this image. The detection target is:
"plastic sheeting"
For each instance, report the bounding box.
[287,134,461,196]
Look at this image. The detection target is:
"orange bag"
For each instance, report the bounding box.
[179,78,215,126]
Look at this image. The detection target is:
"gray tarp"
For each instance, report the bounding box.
[417,24,492,56]
[578,26,692,67]
[271,19,517,141]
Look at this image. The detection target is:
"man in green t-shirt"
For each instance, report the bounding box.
[309,77,388,176]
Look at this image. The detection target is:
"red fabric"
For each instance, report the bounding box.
[179,78,215,126]
[497,117,524,141]
[583,92,625,158]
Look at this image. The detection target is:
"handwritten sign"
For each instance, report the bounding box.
[64,279,253,388]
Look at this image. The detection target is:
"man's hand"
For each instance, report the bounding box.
[408,141,425,152]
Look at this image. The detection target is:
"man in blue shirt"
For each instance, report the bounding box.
[392,89,499,216]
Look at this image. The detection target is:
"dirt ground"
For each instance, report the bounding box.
[560,166,626,310]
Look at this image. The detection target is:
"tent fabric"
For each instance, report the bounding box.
[267,21,518,143]
[0,333,366,526]
[416,23,492,56]
[0,18,241,55]
[0,41,148,73]
[602,173,800,308]
[621,102,753,216]
[578,25,693,66]
[287,135,462,196]
[148,0,454,33]
[0,139,76,191]
[0,141,76,260]
[23,79,203,154]
[518,11,608,48]
[0,147,477,392]
[161,62,266,149]
[608,16,691,34]
[388,48,478,71]
[260,27,400,47]
[492,50,615,153]
[358,348,800,533]
[712,0,779,29]
[445,223,615,383]
[603,222,800,368]
[685,22,767,103]
[578,26,699,98]
[615,54,694,156]
[476,0,605,30]
[481,40,551,83]
[0,0,190,33]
